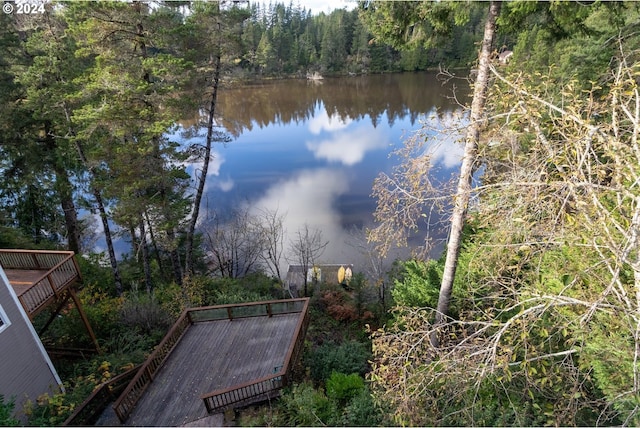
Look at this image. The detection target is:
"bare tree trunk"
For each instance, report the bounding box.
[57,170,81,254]
[434,1,501,343]
[64,104,124,295]
[95,188,124,295]
[167,228,183,285]
[144,210,166,280]
[289,224,328,296]
[185,33,222,278]
[44,121,81,254]
[139,216,153,293]
[129,224,139,257]
[258,208,285,281]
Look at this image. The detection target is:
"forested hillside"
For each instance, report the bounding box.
[237,1,487,76]
[2,0,640,426]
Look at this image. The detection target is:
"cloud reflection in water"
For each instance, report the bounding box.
[246,168,352,269]
[197,150,235,193]
[306,125,389,166]
[420,110,467,169]
[308,108,353,134]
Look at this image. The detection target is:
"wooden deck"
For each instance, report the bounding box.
[0,249,100,353]
[110,299,309,427]
[126,314,299,426]
[0,250,81,318]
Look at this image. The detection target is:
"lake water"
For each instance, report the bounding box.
[179,71,471,271]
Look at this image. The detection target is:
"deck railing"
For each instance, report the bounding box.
[202,373,284,413]
[188,298,307,322]
[112,298,309,423]
[0,250,80,316]
[0,249,74,269]
[62,364,142,427]
[112,312,192,423]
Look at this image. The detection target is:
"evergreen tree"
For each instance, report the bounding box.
[0,9,83,251]
[349,15,371,73]
[320,10,348,73]
[183,1,250,278]
[67,1,191,292]
[256,31,278,73]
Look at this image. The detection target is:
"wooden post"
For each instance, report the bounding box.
[68,286,102,354]
[31,252,40,268]
[47,274,58,297]
[39,295,71,335]
[71,254,83,282]
[227,307,233,321]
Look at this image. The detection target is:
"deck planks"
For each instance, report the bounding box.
[4,269,49,295]
[4,266,79,317]
[125,313,301,427]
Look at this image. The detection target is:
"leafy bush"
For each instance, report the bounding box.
[391,259,441,307]
[322,290,359,321]
[33,282,124,349]
[200,274,281,306]
[275,382,338,426]
[325,372,365,403]
[76,254,116,295]
[101,329,159,359]
[313,283,377,323]
[211,289,267,305]
[237,272,282,298]
[341,388,384,427]
[308,340,371,383]
[27,355,146,426]
[270,378,382,427]
[155,277,205,319]
[0,224,35,249]
[25,391,72,427]
[0,395,20,427]
[120,290,172,335]
[80,283,125,337]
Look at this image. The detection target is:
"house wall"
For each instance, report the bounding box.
[0,266,62,421]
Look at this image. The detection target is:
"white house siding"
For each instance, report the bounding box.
[0,266,62,421]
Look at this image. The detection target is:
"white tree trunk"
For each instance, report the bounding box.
[435,1,501,333]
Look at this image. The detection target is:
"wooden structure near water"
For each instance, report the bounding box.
[111,298,310,426]
[285,263,354,296]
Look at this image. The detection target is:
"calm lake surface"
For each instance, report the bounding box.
[180,71,471,268]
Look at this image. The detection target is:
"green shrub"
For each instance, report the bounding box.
[276,382,338,426]
[76,254,116,295]
[325,372,365,403]
[120,290,172,335]
[101,329,159,359]
[237,272,282,298]
[154,278,207,319]
[391,259,441,307]
[341,388,384,427]
[211,289,267,305]
[0,395,20,427]
[33,282,124,349]
[200,274,280,306]
[308,340,371,383]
